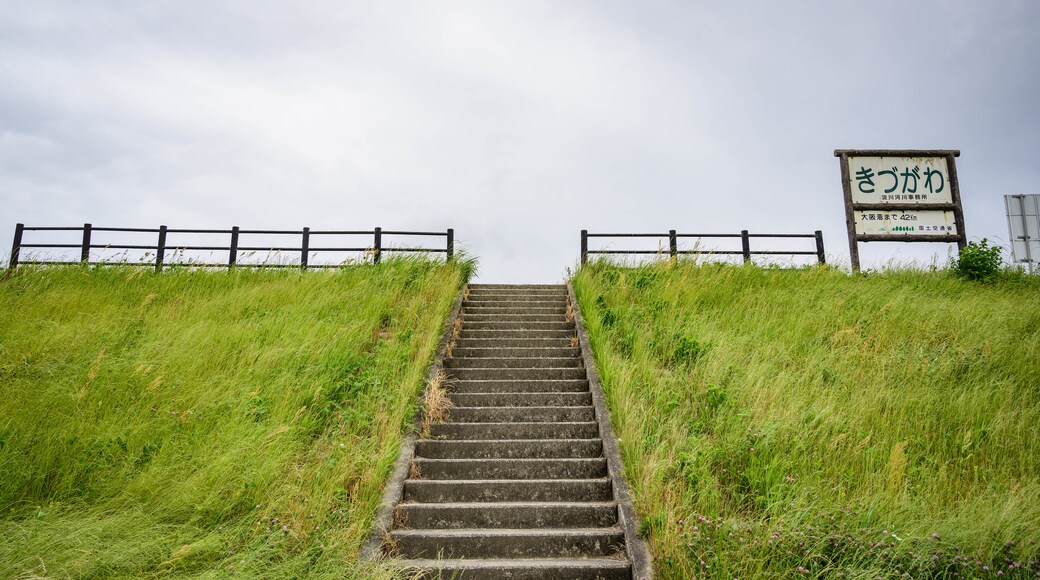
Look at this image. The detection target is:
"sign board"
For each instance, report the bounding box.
[1005,194,1039,273]
[834,149,966,271]
[853,210,957,236]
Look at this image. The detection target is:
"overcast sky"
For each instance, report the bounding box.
[2,1,1038,281]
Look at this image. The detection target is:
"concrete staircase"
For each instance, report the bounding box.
[389,284,634,579]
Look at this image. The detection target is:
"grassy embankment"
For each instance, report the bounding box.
[574,261,1040,578]
[0,259,470,578]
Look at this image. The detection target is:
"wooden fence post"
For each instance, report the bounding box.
[301,227,310,269]
[373,227,382,264]
[9,223,23,270]
[156,225,167,272]
[446,228,454,261]
[815,230,826,265]
[581,230,588,265]
[741,230,751,264]
[229,226,240,268]
[668,230,677,260]
[81,223,92,264]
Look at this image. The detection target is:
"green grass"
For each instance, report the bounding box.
[574,261,1040,578]
[0,258,470,578]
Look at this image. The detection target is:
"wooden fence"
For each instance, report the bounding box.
[581,229,825,265]
[8,223,453,271]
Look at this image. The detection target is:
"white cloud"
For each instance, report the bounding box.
[2,0,1038,279]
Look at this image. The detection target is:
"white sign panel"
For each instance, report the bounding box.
[1005,194,1039,266]
[846,156,953,204]
[854,210,958,236]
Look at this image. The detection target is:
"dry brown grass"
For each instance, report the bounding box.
[419,370,452,439]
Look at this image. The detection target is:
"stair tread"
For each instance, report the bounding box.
[392,527,621,537]
[394,557,630,566]
[399,501,616,509]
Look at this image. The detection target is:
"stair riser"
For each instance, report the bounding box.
[446,406,595,423]
[396,504,618,529]
[462,322,575,331]
[453,338,574,348]
[464,314,567,323]
[447,368,586,381]
[449,393,592,407]
[457,330,575,339]
[466,293,568,301]
[470,293,569,297]
[391,530,625,559]
[428,422,599,440]
[463,299,568,307]
[463,306,568,315]
[415,439,602,459]
[445,358,582,369]
[469,284,565,289]
[412,458,607,479]
[403,480,613,502]
[451,347,580,358]
[447,380,589,394]
[402,562,631,580]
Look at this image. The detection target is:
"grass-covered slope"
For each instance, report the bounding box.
[0,260,468,578]
[574,262,1040,578]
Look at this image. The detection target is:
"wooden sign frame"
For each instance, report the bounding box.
[834,149,967,272]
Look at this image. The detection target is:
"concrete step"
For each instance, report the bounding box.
[445,357,582,369]
[390,528,625,559]
[463,298,568,307]
[428,422,599,441]
[463,314,567,323]
[395,501,618,529]
[403,478,613,503]
[414,439,602,459]
[449,392,592,407]
[446,406,595,423]
[447,379,589,393]
[467,288,566,296]
[453,338,575,349]
[463,305,568,315]
[447,368,586,381]
[466,292,568,300]
[458,329,575,339]
[451,347,580,358]
[411,457,607,479]
[462,321,575,331]
[395,558,631,580]
[469,284,565,289]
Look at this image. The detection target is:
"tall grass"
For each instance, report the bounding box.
[0,258,471,578]
[574,261,1040,578]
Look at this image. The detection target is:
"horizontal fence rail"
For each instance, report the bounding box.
[8,223,454,271]
[581,229,825,265]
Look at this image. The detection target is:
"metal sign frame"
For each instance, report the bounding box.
[834,149,967,272]
[1005,194,1039,273]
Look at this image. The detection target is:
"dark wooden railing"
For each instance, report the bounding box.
[8,223,454,271]
[581,229,825,265]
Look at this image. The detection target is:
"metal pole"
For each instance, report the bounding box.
[741,230,751,264]
[668,230,677,260]
[580,230,588,265]
[446,228,454,261]
[156,225,167,272]
[229,226,239,268]
[301,227,310,270]
[81,223,92,264]
[373,227,382,264]
[814,230,826,265]
[9,223,23,270]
